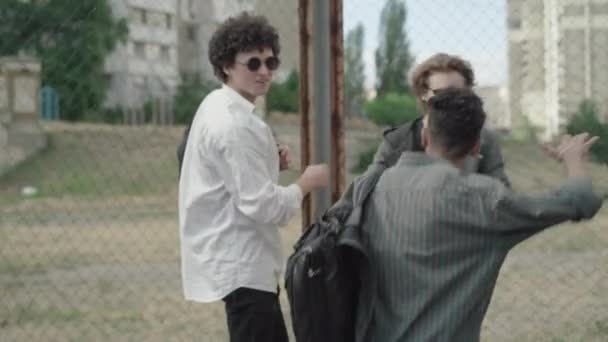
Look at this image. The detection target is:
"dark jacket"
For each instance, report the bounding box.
[374,117,510,186]
[332,117,510,211]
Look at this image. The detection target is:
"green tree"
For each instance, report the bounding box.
[266,70,299,114]
[173,74,217,124]
[0,0,128,121]
[353,142,380,173]
[344,23,366,118]
[566,99,608,163]
[365,92,418,127]
[375,0,414,96]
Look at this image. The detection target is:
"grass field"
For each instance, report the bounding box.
[1,122,607,341]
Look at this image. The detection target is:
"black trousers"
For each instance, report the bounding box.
[223,287,289,342]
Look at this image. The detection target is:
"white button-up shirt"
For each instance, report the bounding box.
[178,85,303,303]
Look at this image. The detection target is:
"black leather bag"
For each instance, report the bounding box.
[285,164,385,342]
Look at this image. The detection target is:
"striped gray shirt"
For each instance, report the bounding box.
[356,152,602,342]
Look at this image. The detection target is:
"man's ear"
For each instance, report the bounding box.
[469,139,481,157]
[222,65,232,79]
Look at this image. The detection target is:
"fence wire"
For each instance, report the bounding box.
[1,0,607,341]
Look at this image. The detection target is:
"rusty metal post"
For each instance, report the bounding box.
[329,0,345,202]
[298,0,312,228]
[298,0,344,228]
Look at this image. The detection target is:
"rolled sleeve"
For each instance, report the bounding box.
[280,183,304,212]
[556,177,603,221]
[492,176,602,245]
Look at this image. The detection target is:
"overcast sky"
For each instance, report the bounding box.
[343,0,509,89]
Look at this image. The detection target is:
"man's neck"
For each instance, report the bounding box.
[425,147,467,169]
[226,84,256,104]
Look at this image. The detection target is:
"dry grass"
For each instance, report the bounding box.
[0,122,607,341]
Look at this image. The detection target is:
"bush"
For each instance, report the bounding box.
[566,100,608,164]
[101,107,125,124]
[352,144,378,173]
[266,70,299,114]
[174,74,217,125]
[82,107,124,124]
[365,93,418,127]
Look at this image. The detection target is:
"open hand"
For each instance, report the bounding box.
[543,133,599,162]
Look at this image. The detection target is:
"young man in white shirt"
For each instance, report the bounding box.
[178,12,329,342]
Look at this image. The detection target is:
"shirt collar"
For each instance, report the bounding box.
[398,151,451,167]
[222,84,256,114]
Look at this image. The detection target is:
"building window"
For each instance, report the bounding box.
[188,0,197,19]
[591,2,608,15]
[134,42,146,58]
[138,8,147,24]
[187,25,196,41]
[508,18,521,29]
[165,14,172,29]
[160,45,171,61]
[130,8,147,24]
[563,4,584,16]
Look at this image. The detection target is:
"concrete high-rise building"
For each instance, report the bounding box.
[178,0,255,82]
[476,85,511,131]
[104,0,180,110]
[177,0,298,83]
[103,0,299,114]
[508,0,608,140]
[254,0,299,80]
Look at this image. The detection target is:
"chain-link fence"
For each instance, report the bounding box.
[1,0,607,341]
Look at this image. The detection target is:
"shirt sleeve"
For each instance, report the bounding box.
[490,177,602,246]
[209,123,303,227]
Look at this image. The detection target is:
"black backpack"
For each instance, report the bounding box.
[284,164,385,342]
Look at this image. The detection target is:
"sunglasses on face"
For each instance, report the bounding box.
[236,56,281,72]
[429,87,450,96]
[423,86,470,102]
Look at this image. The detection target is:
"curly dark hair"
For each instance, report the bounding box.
[208,12,280,82]
[427,87,486,159]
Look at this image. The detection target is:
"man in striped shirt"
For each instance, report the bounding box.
[355,88,602,341]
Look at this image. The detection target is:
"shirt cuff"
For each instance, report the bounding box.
[285,183,304,209]
[560,176,602,220]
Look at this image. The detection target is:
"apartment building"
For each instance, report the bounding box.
[104,0,180,110]
[508,0,608,140]
[103,0,298,113]
[179,0,298,83]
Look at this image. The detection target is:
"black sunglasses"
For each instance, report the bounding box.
[429,87,450,95]
[236,56,281,72]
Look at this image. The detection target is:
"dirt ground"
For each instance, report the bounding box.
[1,122,607,341]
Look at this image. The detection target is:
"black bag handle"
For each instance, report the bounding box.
[344,163,386,227]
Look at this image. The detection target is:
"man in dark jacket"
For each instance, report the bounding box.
[375,53,508,182]
[332,53,509,212]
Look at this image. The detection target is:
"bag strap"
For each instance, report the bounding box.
[344,163,386,227]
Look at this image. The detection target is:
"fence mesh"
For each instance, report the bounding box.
[1,0,607,341]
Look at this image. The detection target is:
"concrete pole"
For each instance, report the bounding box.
[312,0,332,217]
